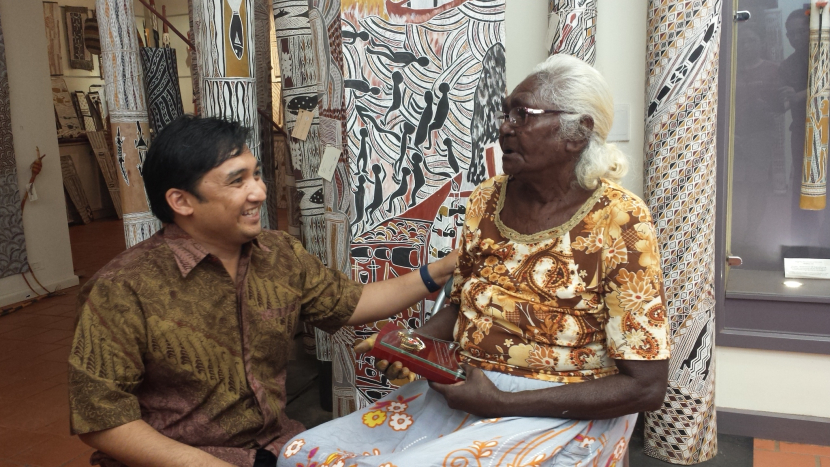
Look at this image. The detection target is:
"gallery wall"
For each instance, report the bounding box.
[0,0,78,307]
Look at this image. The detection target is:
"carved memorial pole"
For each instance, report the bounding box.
[96,0,161,247]
[192,0,269,228]
[801,0,829,210]
[643,1,721,463]
[547,0,597,64]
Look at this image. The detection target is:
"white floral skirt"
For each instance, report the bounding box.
[277,371,636,467]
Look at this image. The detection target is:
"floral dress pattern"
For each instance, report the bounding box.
[451,175,670,382]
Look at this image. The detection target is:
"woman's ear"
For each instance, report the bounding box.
[566,115,594,154]
[166,188,195,218]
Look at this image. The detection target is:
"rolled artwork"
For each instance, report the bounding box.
[192,0,269,228]
[802,0,830,210]
[139,47,185,134]
[96,0,161,247]
[547,0,597,64]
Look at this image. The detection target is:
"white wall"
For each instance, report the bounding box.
[0,0,78,306]
[716,347,830,418]
[506,0,646,197]
[506,1,830,421]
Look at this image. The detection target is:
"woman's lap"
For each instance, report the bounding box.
[277,372,635,467]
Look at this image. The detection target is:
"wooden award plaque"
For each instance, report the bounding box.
[367,321,465,384]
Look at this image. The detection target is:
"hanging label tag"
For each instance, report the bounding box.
[291,109,314,141]
[318,145,341,181]
[26,183,38,201]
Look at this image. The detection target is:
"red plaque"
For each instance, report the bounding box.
[367,322,465,384]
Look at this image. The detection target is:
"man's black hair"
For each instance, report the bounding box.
[143,115,250,224]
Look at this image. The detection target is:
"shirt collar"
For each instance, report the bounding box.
[161,223,270,278]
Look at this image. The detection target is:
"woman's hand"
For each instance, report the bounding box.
[353,334,416,382]
[428,364,504,418]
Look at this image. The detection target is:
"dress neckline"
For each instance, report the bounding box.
[494,177,605,243]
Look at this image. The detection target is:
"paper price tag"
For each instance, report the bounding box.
[291,109,314,140]
[318,146,341,181]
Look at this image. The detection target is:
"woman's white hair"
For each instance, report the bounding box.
[531,54,628,189]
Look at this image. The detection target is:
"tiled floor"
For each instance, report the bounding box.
[0,218,827,466]
[753,439,830,467]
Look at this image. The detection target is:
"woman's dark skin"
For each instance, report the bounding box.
[355,75,669,421]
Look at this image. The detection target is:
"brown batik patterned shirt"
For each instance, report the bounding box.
[450,175,670,383]
[68,224,363,466]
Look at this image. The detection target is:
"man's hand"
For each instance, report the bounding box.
[353,333,416,383]
[428,364,504,418]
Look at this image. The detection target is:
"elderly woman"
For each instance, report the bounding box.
[278,55,670,467]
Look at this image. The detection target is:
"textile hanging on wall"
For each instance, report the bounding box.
[801,1,829,210]
[193,0,269,228]
[52,77,84,139]
[337,0,505,413]
[643,1,721,464]
[96,0,161,247]
[65,6,94,71]
[139,47,185,135]
[0,12,29,280]
[547,0,597,64]
[43,2,63,76]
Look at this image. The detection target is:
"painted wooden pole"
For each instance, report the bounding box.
[254,0,279,227]
[547,0,597,64]
[192,0,269,228]
[96,0,161,247]
[643,1,721,463]
[801,0,830,210]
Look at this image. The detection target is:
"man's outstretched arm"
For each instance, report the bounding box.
[347,250,458,326]
[79,420,235,467]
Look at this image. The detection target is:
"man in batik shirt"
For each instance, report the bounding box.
[68,116,457,467]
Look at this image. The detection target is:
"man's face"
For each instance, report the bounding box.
[188,148,266,246]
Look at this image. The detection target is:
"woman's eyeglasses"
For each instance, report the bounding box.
[496,107,575,126]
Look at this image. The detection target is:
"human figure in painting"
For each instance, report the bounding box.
[352,174,368,227]
[412,91,434,149]
[437,137,460,173]
[341,19,370,45]
[344,79,381,96]
[67,116,458,467]
[383,71,405,125]
[356,127,370,175]
[364,162,387,221]
[426,82,451,150]
[356,104,400,141]
[366,38,430,67]
[393,122,416,183]
[386,166,412,212]
[277,55,669,467]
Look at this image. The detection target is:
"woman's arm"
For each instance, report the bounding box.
[429,359,669,420]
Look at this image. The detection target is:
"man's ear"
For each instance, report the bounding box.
[566,115,595,154]
[166,188,195,218]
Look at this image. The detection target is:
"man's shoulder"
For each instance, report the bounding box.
[79,233,173,301]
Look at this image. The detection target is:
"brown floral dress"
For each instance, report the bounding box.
[451,175,670,383]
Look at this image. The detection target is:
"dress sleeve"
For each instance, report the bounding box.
[286,234,364,333]
[69,278,147,435]
[602,196,671,361]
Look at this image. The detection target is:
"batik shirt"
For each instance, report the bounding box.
[450,175,670,383]
[68,224,363,466]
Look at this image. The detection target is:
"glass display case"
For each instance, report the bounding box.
[720,0,830,354]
